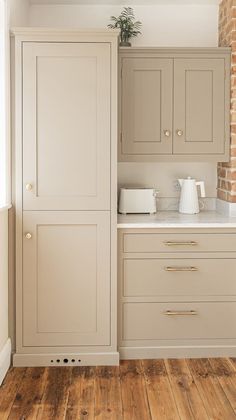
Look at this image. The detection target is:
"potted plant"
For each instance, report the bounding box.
[108,7,142,47]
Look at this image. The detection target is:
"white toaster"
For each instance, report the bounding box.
[119,188,158,214]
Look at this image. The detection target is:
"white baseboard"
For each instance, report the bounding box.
[119,345,236,360]
[13,351,119,367]
[216,199,236,217]
[0,339,11,385]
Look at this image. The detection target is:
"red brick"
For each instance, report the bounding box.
[231,124,236,134]
[228,194,236,202]
[218,167,227,177]
[221,159,236,167]
[227,170,236,180]
[231,181,236,191]
[231,112,236,123]
[231,135,236,145]
[217,189,228,200]
[221,180,231,190]
[231,79,236,89]
[230,31,236,42]
[231,146,236,156]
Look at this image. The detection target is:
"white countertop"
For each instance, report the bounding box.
[117,211,236,228]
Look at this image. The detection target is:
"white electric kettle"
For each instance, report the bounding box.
[178,177,205,214]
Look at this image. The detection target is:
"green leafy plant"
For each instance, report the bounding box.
[108,7,142,46]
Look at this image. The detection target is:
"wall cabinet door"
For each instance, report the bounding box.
[119,49,230,161]
[23,43,111,210]
[22,211,110,347]
[121,58,173,156]
[173,58,226,155]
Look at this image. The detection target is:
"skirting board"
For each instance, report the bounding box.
[13,351,119,367]
[119,346,236,360]
[0,339,11,385]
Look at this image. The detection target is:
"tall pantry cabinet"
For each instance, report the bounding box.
[12,29,119,366]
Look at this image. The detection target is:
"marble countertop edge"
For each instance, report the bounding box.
[117,211,236,229]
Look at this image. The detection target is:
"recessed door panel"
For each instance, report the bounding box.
[23,43,110,210]
[173,58,225,155]
[121,58,173,156]
[22,211,110,347]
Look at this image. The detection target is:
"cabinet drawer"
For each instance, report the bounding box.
[123,233,236,253]
[123,302,236,341]
[123,258,236,297]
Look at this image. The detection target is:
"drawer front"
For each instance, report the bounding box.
[123,258,236,297]
[123,233,236,253]
[123,302,236,341]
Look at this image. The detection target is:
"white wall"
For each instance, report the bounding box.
[0,209,10,384]
[0,0,30,378]
[0,210,8,352]
[9,0,30,26]
[29,4,218,47]
[118,162,217,200]
[29,3,219,199]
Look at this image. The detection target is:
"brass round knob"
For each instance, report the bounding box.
[26,183,33,191]
[25,233,32,240]
[164,130,171,137]
[176,129,183,137]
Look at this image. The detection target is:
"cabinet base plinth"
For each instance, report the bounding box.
[119,346,236,360]
[13,351,119,367]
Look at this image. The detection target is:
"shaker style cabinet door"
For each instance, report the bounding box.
[120,58,173,157]
[22,211,110,347]
[23,43,111,210]
[173,58,226,155]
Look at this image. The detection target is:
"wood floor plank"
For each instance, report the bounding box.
[120,360,151,420]
[94,366,122,419]
[142,359,180,420]
[187,358,236,420]
[165,359,209,420]
[0,367,26,420]
[65,366,95,420]
[230,358,236,371]
[209,358,236,415]
[2,359,236,420]
[36,366,71,419]
[8,367,46,420]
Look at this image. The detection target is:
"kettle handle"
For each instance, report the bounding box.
[196,181,206,198]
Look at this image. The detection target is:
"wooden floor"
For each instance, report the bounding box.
[1,359,236,419]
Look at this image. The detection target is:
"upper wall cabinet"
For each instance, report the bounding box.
[119,48,231,162]
[121,58,173,155]
[174,58,226,155]
[23,42,111,210]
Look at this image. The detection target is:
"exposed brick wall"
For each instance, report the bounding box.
[218,0,236,202]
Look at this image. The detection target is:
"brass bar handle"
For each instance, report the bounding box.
[164,310,198,316]
[164,241,198,246]
[164,266,198,272]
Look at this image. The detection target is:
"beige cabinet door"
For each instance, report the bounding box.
[22,211,110,347]
[173,58,225,155]
[121,58,173,156]
[23,43,110,210]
